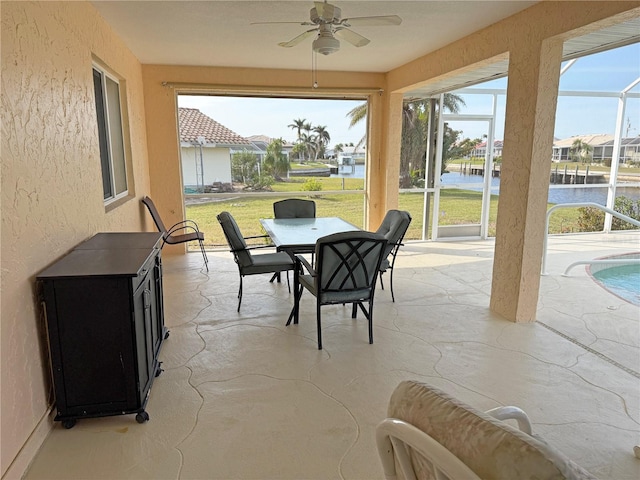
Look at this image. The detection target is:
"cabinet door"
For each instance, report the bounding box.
[153,252,165,354]
[149,254,163,357]
[44,278,138,416]
[132,276,155,401]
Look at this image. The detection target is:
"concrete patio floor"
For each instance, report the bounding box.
[23,233,640,479]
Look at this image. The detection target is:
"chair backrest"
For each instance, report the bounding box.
[375,210,412,259]
[378,380,597,480]
[217,211,252,267]
[142,196,168,234]
[314,231,386,303]
[273,199,316,219]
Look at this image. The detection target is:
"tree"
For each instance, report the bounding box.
[263,138,290,181]
[347,94,466,187]
[313,125,331,160]
[399,95,465,187]
[570,138,593,164]
[333,143,344,158]
[288,118,307,142]
[299,132,314,162]
[231,150,258,184]
[454,137,483,160]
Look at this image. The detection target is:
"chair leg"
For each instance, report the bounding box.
[316,300,323,350]
[237,275,243,312]
[351,303,357,318]
[368,300,374,344]
[199,239,209,271]
[379,271,385,290]
[287,267,300,326]
[389,267,395,302]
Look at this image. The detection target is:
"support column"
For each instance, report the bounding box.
[490,37,563,322]
[366,90,403,230]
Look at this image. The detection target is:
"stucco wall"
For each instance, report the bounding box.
[1,2,150,476]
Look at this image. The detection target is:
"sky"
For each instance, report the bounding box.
[178,43,639,146]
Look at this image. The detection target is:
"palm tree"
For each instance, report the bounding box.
[346,103,367,151]
[313,125,331,160]
[288,118,307,142]
[263,138,290,181]
[299,132,313,162]
[570,138,593,164]
[347,94,465,187]
[333,143,344,159]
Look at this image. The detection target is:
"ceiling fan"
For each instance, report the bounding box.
[251,1,402,56]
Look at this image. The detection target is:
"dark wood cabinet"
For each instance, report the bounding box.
[37,233,166,428]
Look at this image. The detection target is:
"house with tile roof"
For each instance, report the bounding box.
[178,108,252,190]
[470,140,504,159]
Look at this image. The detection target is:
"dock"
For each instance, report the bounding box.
[458,163,607,184]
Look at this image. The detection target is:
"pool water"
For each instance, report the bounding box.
[592,261,640,306]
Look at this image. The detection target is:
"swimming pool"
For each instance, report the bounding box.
[589,253,640,306]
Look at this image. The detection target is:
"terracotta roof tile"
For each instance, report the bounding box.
[178,108,250,146]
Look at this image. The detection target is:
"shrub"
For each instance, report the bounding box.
[301,178,323,192]
[244,175,273,191]
[577,195,640,232]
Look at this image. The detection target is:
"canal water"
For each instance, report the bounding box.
[331,165,640,204]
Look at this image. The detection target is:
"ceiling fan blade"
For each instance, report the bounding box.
[341,15,402,27]
[278,29,317,48]
[334,28,369,48]
[251,21,314,26]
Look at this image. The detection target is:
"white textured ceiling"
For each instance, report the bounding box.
[91,1,538,73]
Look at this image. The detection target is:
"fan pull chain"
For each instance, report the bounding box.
[312,50,318,89]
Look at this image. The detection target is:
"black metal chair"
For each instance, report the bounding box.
[142,196,208,271]
[273,198,316,219]
[375,210,412,302]
[288,231,387,350]
[270,198,317,283]
[217,211,294,312]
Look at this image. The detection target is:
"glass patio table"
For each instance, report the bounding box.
[260,217,361,256]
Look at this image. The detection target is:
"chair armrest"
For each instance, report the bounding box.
[245,244,274,251]
[295,255,316,276]
[485,406,532,435]
[244,234,270,240]
[243,234,273,246]
[167,220,201,236]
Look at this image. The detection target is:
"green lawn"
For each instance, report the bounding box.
[186,182,582,248]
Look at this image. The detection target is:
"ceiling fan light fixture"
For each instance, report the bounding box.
[312,34,340,55]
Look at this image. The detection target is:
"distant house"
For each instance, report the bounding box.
[246,135,294,163]
[327,145,366,164]
[599,136,640,165]
[470,140,503,159]
[551,134,640,164]
[551,134,614,162]
[178,108,251,191]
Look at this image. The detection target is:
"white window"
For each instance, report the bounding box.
[93,66,127,202]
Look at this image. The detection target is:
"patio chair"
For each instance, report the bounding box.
[375,210,412,302]
[376,380,597,480]
[288,231,387,349]
[142,196,208,271]
[273,198,316,219]
[270,198,317,283]
[217,211,294,312]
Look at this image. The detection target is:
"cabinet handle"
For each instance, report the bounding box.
[143,289,151,309]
